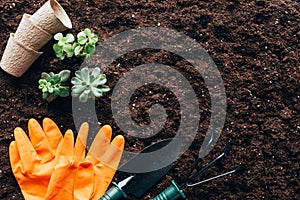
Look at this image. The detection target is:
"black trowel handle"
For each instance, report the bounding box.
[153,180,186,200]
[99,182,127,200]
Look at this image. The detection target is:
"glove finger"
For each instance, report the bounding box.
[86,125,112,164]
[57,130,74,164]
[101,135,125,170]
[14,127,38,173]
[90,135,125,199]
[9,141,21,172]
[74,122,88,164]
[45,131,76,200]
[43,118,63,151]
[28,118,53,162]
[74,161,94,200]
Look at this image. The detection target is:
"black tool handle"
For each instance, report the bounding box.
[99,182,127,200]
[153,180,186,200]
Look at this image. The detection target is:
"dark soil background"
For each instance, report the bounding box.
[0,0,299,199]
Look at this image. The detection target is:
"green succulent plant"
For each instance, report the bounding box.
[38,70,71,102]
[71,67,110,102]
[53,33,75,60]
[53,28,98,60]
[73,28,98,59]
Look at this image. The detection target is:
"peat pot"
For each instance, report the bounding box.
[14,14,52,51]
[0,33,43,77]
[30,0,72,34]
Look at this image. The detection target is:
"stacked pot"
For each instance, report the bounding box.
[0,0,72,77]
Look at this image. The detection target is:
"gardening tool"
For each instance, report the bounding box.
[153,143,245,200]
[100,138,182,200]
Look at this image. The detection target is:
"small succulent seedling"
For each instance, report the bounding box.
[53,33,75,60]
[73,28,98,59]
[71,67,110,102]
[53,28,98,60]
[38,70,71,102]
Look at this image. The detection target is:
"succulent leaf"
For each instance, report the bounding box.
[79,90,89,102]
[72,85,85,94]
[80,68,90,82]
[71,77,83,85]
[66,52,74,58]
[84,28,92,37]
[78,36,88,45]
[66,33,75,43]
[58,55,65,60]
[54,33,63,41]
[75,70,83,80]
[53,44,63,52]
[91,67,100,77]
[98,85,110,92]
[52,74,61,84]
[41,72,51,80]
[92,77,106,86]
[42,87,48,93]
[74,45,83,56]
[85,44,95,54]
[48,87,54,93]
[77,31,86,38]
[58,87,69,97]
[90,35,98,44]
[91,87,103,97]
[63,43,74,53]
[58,70,71,82]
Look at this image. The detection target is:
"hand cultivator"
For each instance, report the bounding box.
[153,143,245,200]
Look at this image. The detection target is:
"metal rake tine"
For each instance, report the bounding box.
[189,143,232,181]
[187,165,246,187]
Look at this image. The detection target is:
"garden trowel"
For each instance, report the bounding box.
[100,138,182,200]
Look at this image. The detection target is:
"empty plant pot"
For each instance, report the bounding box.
[0,33,43,77]
[30,0,72,34]
[14,14,52,51]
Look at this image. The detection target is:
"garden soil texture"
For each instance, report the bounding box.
[0,0,299,199]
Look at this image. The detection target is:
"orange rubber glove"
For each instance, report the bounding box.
[82,125,125,200]
[9,118,63,200]
[44,123,125,200]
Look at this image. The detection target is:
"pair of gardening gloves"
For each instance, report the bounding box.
[9,118,125,200]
